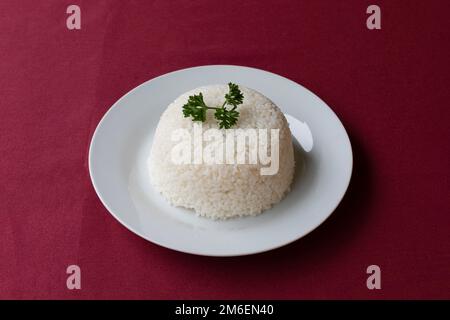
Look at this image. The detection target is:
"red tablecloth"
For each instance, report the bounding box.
[1,0,449,299]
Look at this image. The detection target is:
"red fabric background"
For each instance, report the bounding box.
[0,0,449,299]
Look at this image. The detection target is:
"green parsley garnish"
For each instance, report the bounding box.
[182,93,208,122]
[224,82,244,107]
[182,83,243,129]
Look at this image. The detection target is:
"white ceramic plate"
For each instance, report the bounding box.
[89,65,352,256]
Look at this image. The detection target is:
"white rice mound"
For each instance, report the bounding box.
[148,85,295,219]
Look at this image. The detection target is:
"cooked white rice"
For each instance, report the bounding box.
[148,85,295,219]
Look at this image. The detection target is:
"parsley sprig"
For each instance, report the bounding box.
[182,83,243,129]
